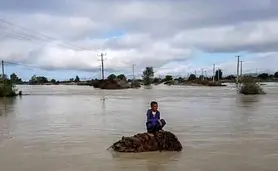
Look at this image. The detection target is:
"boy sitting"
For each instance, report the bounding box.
[146,101,166,133]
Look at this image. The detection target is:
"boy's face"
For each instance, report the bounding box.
[151,104,158,111]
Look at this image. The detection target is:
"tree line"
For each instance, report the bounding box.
[139,67,278,85]
[1,68,278,86]
[0,73,82,85]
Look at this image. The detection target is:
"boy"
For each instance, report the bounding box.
[146,101,166,133]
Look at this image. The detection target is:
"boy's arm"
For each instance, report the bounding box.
[157,111,161,120]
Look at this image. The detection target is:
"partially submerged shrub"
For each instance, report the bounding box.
[0,79,17,97]
[239,76,265,95]
[130,80,141,88]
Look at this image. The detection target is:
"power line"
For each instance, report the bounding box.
[0,18,90,51]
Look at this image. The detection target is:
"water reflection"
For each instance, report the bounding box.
[110,151,181,171]
[236,95,262,109]
[143,85,153,89]
[0,97,17,116]
[100,94,106,112]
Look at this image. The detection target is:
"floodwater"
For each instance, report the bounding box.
[0,83,278,171]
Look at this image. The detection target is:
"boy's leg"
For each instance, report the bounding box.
[146,122,155,133]
[159,119,166,130]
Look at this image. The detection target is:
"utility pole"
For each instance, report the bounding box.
[236,56,240,87]
[201,68,204,80]
[213,64,215,82]
[97,53,106,80]
[217,68,220,81]
[101,53,104,80]
[99,65,102,80]
[240,61,243,79]
[132,64,136,81]
[1,60,4,79]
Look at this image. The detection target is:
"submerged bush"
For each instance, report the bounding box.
[239,76,265,95]
[0,79,17,97]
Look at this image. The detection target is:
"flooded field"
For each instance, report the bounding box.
[1,83,278,171]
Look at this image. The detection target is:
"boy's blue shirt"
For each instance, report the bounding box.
[146,109,160,125]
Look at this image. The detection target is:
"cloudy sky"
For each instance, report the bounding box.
[0,0,278,81]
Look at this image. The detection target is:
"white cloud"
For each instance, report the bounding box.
[0,0,278,78]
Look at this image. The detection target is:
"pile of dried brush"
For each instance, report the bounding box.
[108,130,182,153]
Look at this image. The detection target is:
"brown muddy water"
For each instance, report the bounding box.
[0,83,278,171]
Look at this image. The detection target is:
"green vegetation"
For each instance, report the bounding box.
[130,80,141,88]
[107,74,117,80]
[10,73,22,84]
[117,74,126,80]
[0,79,17,97]
[2,69,278,88]
[107,74,127,81]
[188,74,197,81]
[142,67,154,85]
[214,69,223,81]
[239,76,265,95]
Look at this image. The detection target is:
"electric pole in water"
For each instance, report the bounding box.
[97,53,106,80]
[99,65,102,80]
[132,64,135,80]
[217,68,220,81]
[213,64,215,82]
[1,60,4,79]
[201,68,204,80]
[240,60,243,80]
[236,56,240,87]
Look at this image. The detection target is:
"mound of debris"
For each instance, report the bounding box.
[108,130,182,152]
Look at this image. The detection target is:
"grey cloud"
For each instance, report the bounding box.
[1,0,278,73]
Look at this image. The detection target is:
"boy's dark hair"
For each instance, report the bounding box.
[150,101,158,107]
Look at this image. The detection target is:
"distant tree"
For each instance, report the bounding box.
[215,69,223,81]
[74,76,80,82]
[50,79,56,84]
[29,75,48,84]
[199,75,204,80]
[142,67,154,85]
[37,76,48,84]
[164,75,173,82]
[117,74,126,80]
[257,73,269,80]
[188,74,196,81]
[274,72,278,78]
[225,75,236,80]
[30,75,37,84]
[107,74,117,80]
[69,78,74,82]
[176,77,185,83]
[153,77,161,84]
[10,73,22,83]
